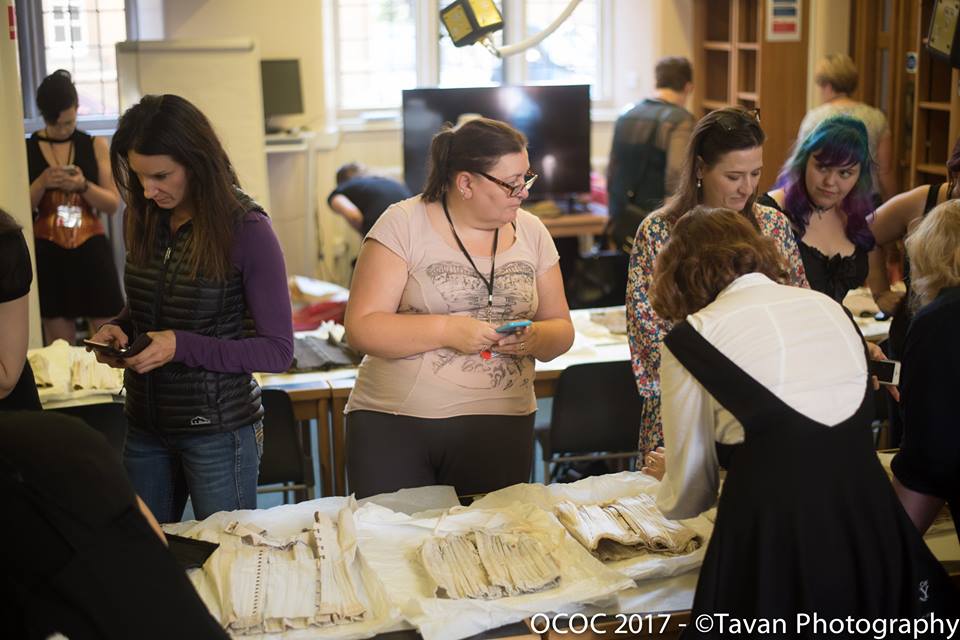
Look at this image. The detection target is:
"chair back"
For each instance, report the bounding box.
[258,389,314,501]
[549,360,643,455]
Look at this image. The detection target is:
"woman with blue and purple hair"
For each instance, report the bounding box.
[760,115,876,302]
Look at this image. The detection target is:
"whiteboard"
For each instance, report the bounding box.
[115,38,271,211]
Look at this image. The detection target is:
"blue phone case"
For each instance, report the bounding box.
[495,320,532,333]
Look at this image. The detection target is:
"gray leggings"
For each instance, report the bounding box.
[345,410,535,499]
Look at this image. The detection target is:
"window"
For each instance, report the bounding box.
[335,0,418,111]
[18,0,132,129]
[332,0,608,116]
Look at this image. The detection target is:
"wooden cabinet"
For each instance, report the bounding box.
[910,0,960,186]
[693,0,809,192]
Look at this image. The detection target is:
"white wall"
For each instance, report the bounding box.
[161,0,693,285]
[1,6,41,347]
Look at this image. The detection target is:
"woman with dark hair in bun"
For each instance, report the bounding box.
[26,69,124,345]
[343,117,574,498]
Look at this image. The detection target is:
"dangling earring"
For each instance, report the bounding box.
[696,178,702,189]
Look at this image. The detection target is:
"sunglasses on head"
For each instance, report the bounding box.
[714,108,761,132]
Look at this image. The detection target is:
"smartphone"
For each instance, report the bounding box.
[495,320,532,334]
[83,334,153,359]
[868,359,901,386]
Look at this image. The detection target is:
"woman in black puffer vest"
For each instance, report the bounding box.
[89,95,293,523]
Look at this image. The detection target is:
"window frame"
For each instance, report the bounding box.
[330,0,613,124]
[17,0,139,134]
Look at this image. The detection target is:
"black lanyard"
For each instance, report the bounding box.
[442,195,498,307]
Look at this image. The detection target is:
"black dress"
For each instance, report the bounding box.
[26,130,125,319]
[757,192,868,303]
[664,321,958,637]
[795,240,868,304]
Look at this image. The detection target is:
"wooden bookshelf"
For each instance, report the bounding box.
[909,0,960,187]
[692,0,810,192]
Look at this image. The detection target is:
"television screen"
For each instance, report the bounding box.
[261,59,304,119]
[402,85,591,199]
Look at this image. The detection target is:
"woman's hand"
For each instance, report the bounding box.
[493,322,538,358]
[874,289,904,316]
[41,166,71,191]
[123,330,177,374]
[440,316,502,354]
[59,169,87,194]
[866,341,900,402]
[87,323,129,368]
[641,447,666,481]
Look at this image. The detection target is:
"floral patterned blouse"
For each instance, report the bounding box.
[626,203,809,451]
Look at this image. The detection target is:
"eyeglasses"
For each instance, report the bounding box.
[477,171,538,197]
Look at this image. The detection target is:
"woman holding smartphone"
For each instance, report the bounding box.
[26,70,124,345]
[89,94,293,522]
[343,117,574,498]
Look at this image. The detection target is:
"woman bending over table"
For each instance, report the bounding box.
[651,205,957,626]
[344,117,574,499]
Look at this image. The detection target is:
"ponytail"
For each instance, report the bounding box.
[419,117,527,202]
[422,124,456,201]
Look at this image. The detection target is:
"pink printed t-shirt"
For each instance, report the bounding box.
[344,196,560,418]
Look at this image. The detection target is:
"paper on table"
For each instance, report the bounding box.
[470,472,713,582]
[359,484,461,516]
[354,501,634,640]
[164,497,403,639]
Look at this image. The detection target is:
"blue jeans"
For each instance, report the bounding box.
[123,423,263,523]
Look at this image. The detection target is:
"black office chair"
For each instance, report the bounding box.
[257,389,315,503]
[50,402,127,455]
[535,360,644,483]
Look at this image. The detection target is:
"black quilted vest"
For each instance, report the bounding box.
[122,201,263,434]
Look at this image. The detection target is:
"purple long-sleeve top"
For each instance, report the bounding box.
[113,210,294,374]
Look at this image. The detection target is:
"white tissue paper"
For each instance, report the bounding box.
[470,472,713,582]
[354,501,634,640]
[164,496,403,639]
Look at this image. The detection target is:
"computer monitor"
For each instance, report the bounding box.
[402,85,591,199]
[260,59,304,132]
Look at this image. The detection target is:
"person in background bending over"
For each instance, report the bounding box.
[89,94,293,522]
[606,56,694,254]
[327,162,412,237]
[26,69,124,345]
[344,117,574,499]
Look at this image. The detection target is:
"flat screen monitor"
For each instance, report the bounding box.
[260,59,304,123]
[402,85,591,199]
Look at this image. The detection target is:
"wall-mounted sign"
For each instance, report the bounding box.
[766,0,802,42]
